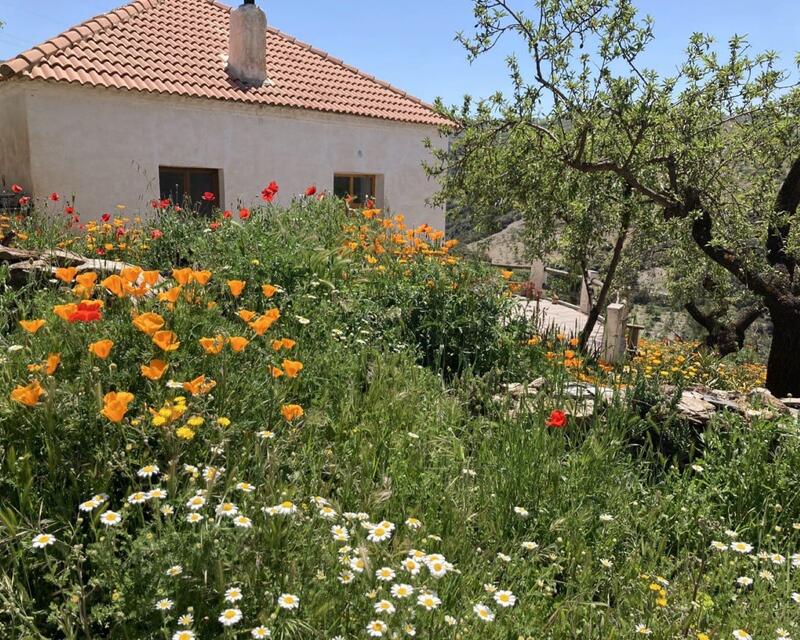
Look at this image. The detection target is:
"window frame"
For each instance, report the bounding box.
[333,173,377,207]
[158,166,221,212]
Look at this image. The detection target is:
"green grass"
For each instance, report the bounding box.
[0,199,798,639]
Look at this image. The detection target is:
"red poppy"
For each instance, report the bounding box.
[366,198,375,209]
[261,181,279,202]
[150,229,163,239]
[115,227,126,238]
[305,185,317,197]
[64,206,74,215]
[67,301,103,323]
[95,248,106,256]
[222,210,232,219]
[239,208,250,220]
[101,213,111,222]
[210,221,220,231]
[545,410,567,429]
[11,184,23,194]
[19,196,31,206]
[202,191,215,202]
[49,192,60,202]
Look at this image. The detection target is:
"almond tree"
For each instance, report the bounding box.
[434,0,800,395]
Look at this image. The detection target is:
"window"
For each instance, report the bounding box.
[333,174,377,207]
[159,167,220,215]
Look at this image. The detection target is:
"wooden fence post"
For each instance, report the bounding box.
[530,260,547,291]
[579,270,599,314]
[602,302,628,363]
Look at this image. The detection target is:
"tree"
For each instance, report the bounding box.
[433,0,800,396]
[430,120,656,350]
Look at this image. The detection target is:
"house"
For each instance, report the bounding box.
[0,0,452,227]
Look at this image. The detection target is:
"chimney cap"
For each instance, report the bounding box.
[243,0,255,4]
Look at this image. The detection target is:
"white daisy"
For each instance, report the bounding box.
[251,627,271,639]
[219,608,242,626]
[375,567,396,582]
[216,502,239,517]
[166,565,183,577]
[391,584,414,599]
[32,533,56,549]
[233,515,253,528]
[99,510,122,526]
[155,598,173,611]
[277,593,299,610]
[137,464,160,478]
[225,587,243,603]
[366,620,387,637]
[473,603,495,622]
[172,631,195,640]
[732,631,752,640]
[416,593,441,611]
[493,590,516,608]
[374,599,395,615]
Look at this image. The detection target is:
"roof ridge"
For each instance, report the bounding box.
[263,25,441,115]
[0,0,163,79]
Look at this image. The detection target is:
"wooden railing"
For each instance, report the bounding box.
[491,259,642,362]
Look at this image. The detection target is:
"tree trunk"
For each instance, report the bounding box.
[766,309,800,397]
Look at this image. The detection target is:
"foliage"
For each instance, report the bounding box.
[0,197,798,639]
[432,0,800,395]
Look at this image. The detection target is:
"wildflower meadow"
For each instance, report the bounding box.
[1,192,799,640]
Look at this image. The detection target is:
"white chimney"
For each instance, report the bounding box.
[228,0,267,86]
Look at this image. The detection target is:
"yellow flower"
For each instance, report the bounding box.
[20,319,46,334]
[217,417,231,427]
[187,416,204,427]
[88,339,114,360]
[175,427,196,440]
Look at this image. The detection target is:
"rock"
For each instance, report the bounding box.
[677,391,716,424]
[748,387,791,415]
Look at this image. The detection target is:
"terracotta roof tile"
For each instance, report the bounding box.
[0,0,453,127]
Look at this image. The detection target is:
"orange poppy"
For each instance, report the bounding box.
[157,286,182,304]
[102,274,128,298]
[45,353,61,375]
[89,339,114,360]
[20,319,46,334]
[142,270,161,286]
[192,270,212,285]
[227,280,246,297]
[271,366,284,378]
[10,380,44,407]
[228,336,250,352]
[132,312,165,336]
[280,404,304,422]
[53,303,78,321]
[199,336,225,355]
[281,338,296,350]
[73,272,97,297]
[183,375,217,396]
[261,284,278,298]
[249,308,280,336]
[54,267,78,283]
[118,266,141,283]
[152,330,180,352]
[141,359,168,381]
[237,310,257,323]
[101,391,134,423]
[172,268,193,285]
[282,359,303,378]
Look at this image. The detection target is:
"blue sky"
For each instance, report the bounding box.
[1,0,798,107]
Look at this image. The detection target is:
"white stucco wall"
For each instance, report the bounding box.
[0,82,32,192]
[1,81,446,229]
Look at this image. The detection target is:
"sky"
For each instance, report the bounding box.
[1,0,799,107]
